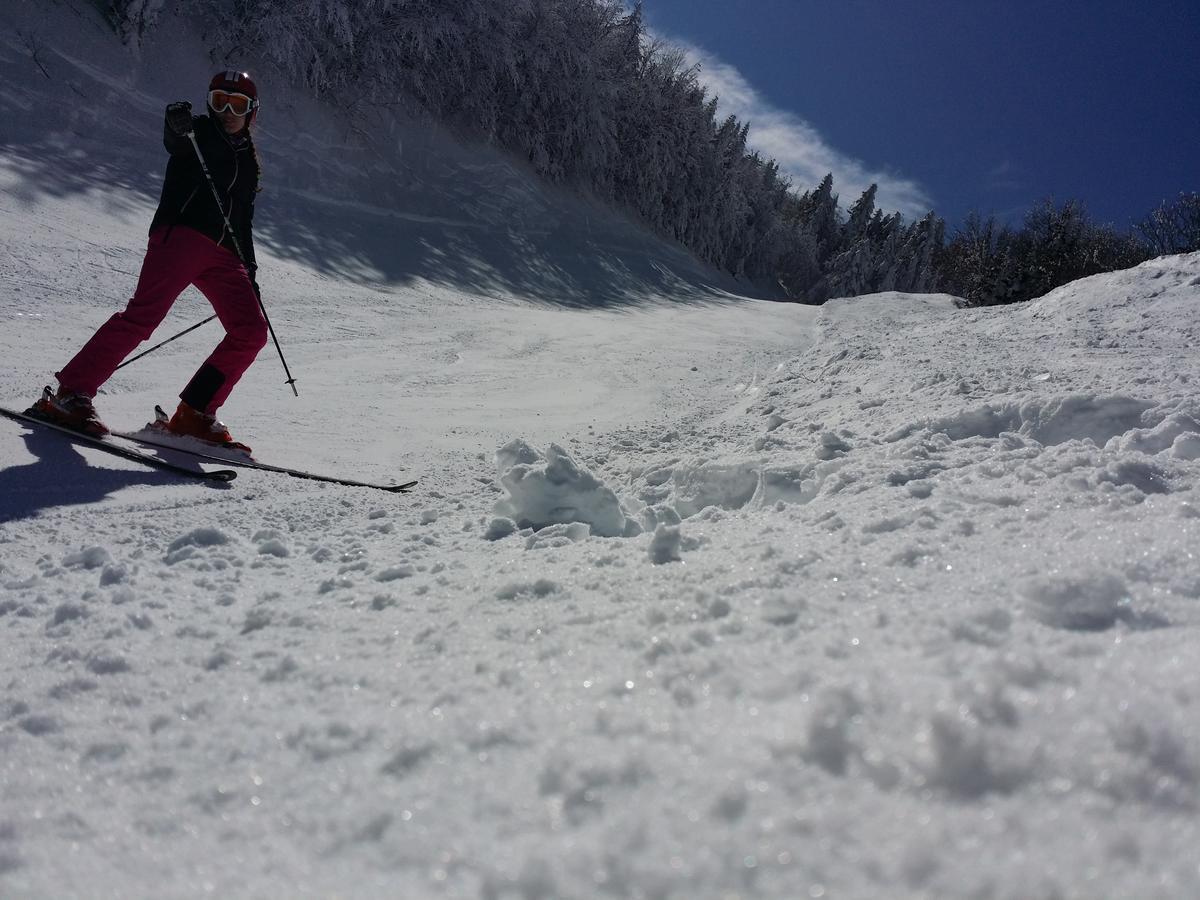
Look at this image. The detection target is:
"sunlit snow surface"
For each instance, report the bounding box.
[3,5,1200,899]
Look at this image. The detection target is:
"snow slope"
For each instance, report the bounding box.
[4,4,1200,899]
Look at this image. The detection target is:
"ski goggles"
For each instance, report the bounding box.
[208,89,256,116]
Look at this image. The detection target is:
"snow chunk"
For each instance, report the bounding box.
[494,439,627,537]
[1173,432,1200,460]
[1018,394,1153,446]
[923,709,1030,798]
[804,688,862,776]
[100,565,128,586]
[257,539,290,558]
[496,579,560,601]
[815,431,851,460]
[252,530,289,558]
[648,524,682,564]
[755,461,840,506]
[167,527,230,552]
[669,459,759,518]
[525,522,591,549]
[1108,411,1200,456]
[1094,459,1171,494]
[1108,714,1200,808]
[495,439,543,471]
[483,517,517,541]
[1021,572,1132,631]
[63,547,112,570]
[51,603,88,626]
[19,715,61,736]
[86,653,131,675]
[241,608,272,634]
[375,565,415,581]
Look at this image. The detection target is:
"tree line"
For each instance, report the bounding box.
[110,0,1198,306]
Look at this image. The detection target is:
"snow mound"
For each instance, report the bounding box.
[1109,411,1200,459]
[1020,571,1137,631]
[494,439,634,537]
[1020,251,1200,339]
[890,394,1155,446]
[666,458,761,518]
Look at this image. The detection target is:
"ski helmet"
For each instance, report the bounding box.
[207,70,260,126]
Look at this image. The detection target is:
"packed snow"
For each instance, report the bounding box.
[3,4,1200,899]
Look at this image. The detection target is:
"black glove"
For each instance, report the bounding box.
[166,101,193,136]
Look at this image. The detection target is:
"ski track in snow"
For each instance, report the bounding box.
[4,5,1200,899]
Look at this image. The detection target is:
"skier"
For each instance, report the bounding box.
[32,70,266,452]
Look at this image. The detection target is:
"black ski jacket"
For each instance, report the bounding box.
[148,111,260,273]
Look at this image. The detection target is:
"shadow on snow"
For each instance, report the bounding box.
[0,428,226,523]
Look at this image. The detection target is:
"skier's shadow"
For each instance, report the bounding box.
[0,427,226,523]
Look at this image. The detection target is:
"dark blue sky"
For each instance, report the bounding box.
[642,0,1198,230]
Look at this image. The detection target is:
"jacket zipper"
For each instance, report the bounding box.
[220,153,240,246]
[164,185,201,243]
[178,186,200,215]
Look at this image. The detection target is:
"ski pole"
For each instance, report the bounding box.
[187,131,299,397]
[115,314,218,371]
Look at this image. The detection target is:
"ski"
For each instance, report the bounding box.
[112,413,417,493]
[1,405,238,483]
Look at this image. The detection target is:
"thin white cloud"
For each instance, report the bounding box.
[984,159,1026,193]
[673,39,934,220]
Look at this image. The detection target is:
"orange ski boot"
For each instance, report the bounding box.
[29,386,109,437]
[165,402,252,454]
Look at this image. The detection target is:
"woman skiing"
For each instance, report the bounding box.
[32,70,266,452]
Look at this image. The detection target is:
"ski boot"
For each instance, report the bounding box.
[28,385,108,437]
[163,402,252,454]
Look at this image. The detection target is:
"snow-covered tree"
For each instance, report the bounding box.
[109,0,166,43]
[118,1,1172,304]
[1137,192,1200,256]
[145,0,962,300]
[938,201,1149,306]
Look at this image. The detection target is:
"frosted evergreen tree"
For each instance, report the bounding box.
[109,0,166,43]
[139,0,965,301]
[801,174,841,257]
[843,183,878,244]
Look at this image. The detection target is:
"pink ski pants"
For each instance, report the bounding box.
[56,226,267,415]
